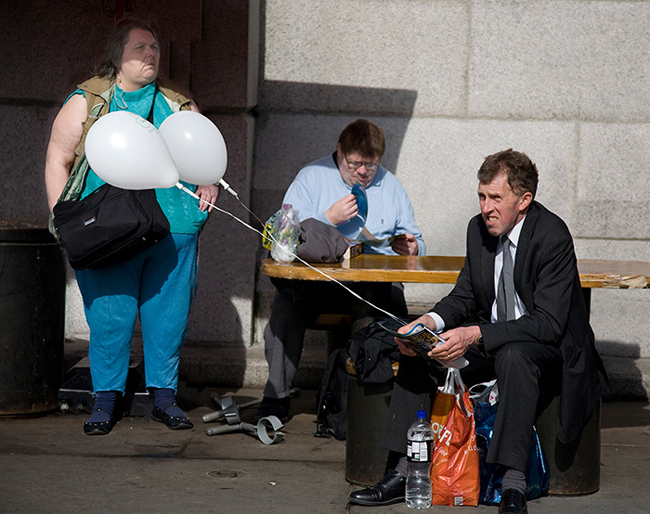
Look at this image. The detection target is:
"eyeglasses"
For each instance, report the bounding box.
[344,155,379,172]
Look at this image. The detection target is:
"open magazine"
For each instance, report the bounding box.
[378,321,468,369]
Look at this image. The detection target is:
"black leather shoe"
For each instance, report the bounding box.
[348,470,406,506]
[499,489,528,514]
[83,408,116,436]
[152,404,194,430]
[252,396,290,424]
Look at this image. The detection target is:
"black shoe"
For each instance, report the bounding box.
[499,489,528,514]
[83,408,116,436]
[348,470,406,506]
[151,404,194,430]
[252,396,290,424]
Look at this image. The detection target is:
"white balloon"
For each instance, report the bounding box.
[159,111,228,185]
[85,111,179,189]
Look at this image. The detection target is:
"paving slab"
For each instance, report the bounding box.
[1,388,648,514]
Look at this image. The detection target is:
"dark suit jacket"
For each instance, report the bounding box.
[433,201,604,443]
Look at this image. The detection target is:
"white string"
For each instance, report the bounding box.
[177,183,406,325]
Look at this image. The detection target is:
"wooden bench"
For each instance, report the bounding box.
[307,313,352,356]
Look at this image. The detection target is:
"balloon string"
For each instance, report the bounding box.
[218,179,266,229]
[231,194,266,230]
[176,183,406,325]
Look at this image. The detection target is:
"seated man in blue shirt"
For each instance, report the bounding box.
[254,119,426,423]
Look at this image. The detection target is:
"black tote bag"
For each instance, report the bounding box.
[53,184,170,270]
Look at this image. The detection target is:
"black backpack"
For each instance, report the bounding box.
[313,318,403,440]
[314,346,349,440]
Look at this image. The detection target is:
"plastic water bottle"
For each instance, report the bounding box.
[406,410,433,509]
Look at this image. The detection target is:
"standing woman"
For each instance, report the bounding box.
[45,18,218,435]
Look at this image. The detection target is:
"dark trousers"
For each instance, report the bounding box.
[381,341,562,471]
[263,281,407,399]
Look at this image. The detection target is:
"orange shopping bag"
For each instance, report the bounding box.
[430,368,456,445]
[430,369,480,506]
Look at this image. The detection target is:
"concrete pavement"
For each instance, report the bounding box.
[1,386,649,514]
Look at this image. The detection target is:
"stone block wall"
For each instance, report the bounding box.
[3,1,649,398]
[252,0,650,398]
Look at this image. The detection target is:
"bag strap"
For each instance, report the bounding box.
[48,81,161,239]
[442,368,473,416]
[440,367,456,395]
[468,379,499,407]
[59,80,159,205]
[468,379,497,398]
[440,367,468,395]
[146,83,157,123]
[47,96,107,239]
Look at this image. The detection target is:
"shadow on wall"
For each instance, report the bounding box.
[600,399,650,429]
[597,340,649,401]
[251,80,419,225]
[260,80,419,119]
[179,191,257,388]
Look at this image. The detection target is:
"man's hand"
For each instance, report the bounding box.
[196,184,219,212]
[390,233,419,255]
[326,194,358,225]
[428,325,481,363]
[395,314,437,357]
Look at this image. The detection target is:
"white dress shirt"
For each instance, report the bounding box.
[427,216,528,332]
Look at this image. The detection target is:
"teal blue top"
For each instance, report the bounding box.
[71,81,208,234]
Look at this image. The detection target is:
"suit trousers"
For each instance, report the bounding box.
[381,341,562,472]
[263,281,407,399]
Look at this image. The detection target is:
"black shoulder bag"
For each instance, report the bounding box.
[53,89,170,270]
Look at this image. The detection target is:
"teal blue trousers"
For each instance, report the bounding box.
[75,233,198,394]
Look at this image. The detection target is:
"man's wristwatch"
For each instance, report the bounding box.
[476,334,484,348]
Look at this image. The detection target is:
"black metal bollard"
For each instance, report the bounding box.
[0,222,66,416]
[345,361,395,486]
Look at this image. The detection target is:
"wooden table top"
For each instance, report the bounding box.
[261,255,650,289]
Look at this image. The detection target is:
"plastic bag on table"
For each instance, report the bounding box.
[267,204,300,263]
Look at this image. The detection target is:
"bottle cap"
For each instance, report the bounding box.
[417,410,426,419]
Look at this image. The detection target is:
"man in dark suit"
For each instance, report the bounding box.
[349,149,604,513]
